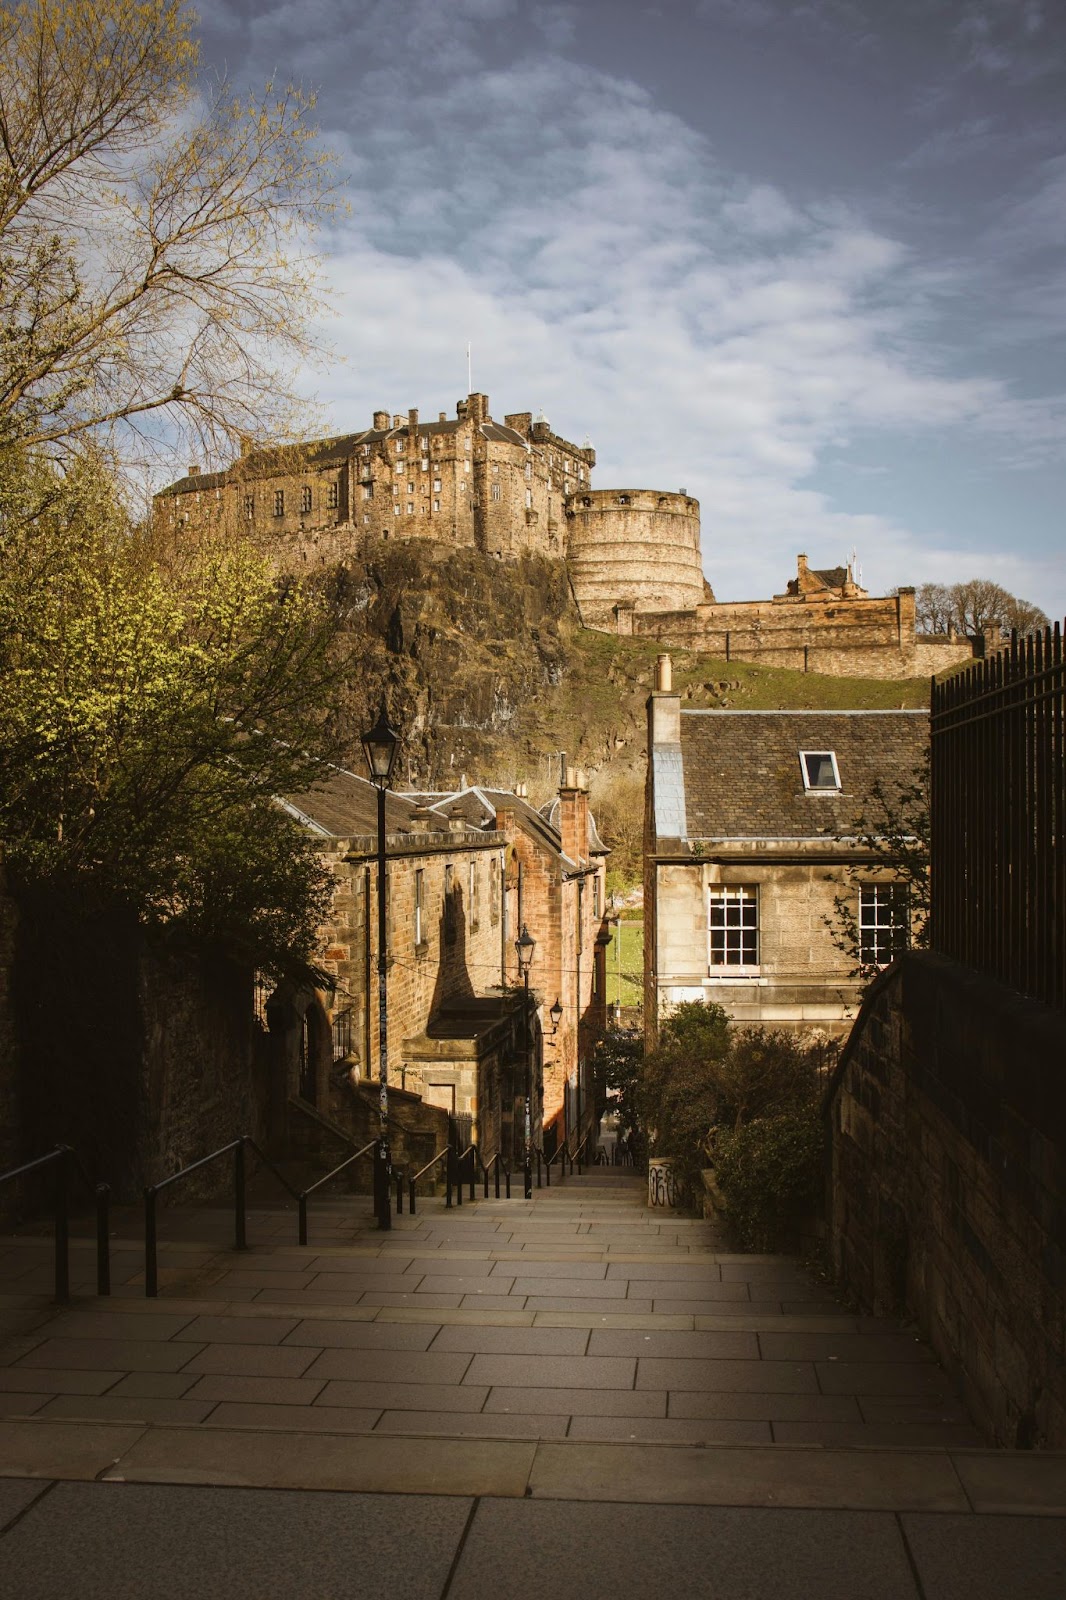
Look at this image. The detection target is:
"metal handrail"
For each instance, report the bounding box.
[408,1146,453,1214]
[455,1144,478,1204]
[546,1140,571,1181]
[478,1150,511,1201]
[298,1140,377,1246]
[0,1144,110,1303]
[145,1137,247,1298]
[571,1132,591,1175]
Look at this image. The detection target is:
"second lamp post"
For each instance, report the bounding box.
[515,924,536,1199]
[361,703,400,1230]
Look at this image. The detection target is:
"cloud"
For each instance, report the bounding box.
[195,0,1066,615]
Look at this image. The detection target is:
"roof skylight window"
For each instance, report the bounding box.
[800,751,841,792]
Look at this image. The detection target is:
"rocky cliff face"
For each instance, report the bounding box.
[317,541,930,805]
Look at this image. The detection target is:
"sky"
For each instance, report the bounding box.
[198,0,1066,617]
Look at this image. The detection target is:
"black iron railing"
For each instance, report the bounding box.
[477,1149,511,1201]
[297,1140,377,1246]
[407,1147,454,1214]
[931,621,1065,1010]
[0,1145,110,1303]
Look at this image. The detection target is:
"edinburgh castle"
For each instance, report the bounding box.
[155,392,982,679]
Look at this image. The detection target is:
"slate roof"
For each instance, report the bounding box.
[540,796,610,855]
[411,785,576,865]
[281,766,423,839]
[675,710,928,842]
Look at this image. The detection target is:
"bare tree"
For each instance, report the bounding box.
[0,0,336,466]
[905,580,1048,638]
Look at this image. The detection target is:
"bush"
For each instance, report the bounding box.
[712,1111,825,1252]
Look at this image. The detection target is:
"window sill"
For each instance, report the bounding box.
[706,970,764,984]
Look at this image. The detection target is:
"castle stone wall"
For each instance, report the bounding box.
[565,490,705,630]
[627,593,974,679]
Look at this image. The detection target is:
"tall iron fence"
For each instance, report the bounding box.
[931,621,1064,1011]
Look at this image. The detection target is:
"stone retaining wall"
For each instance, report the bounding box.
[826,952,1066,1447]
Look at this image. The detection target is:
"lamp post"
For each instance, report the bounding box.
[515,924,536,1200]
[361,702,399,1230]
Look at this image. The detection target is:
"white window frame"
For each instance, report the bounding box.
[858,883,909,967]
[706,884,759,973]
[799,750,841,792]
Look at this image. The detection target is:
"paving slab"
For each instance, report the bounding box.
[376,1305,534,1327]
[304,1348,472,1385]
[281,1319,438,1350]
[0,1480,470,1600]
[172,1315,298,1345]
[484,1385,666,1418]
[589,1328,758,1359]
[375,1410,570,1439]
[204,1403,383,1432]
[0,1366,124,1395]
[509,1277,640,1299]
[773,1420,987,1447]
[36,1395,217,1426]
[0,1393,49,1417]
[950,1450,1066,1515]
[902,1512,1066,1599]
[180,1344,322,1377]
[15,1338,205,1373]
[490,1260,607,1280]
[816,1361,957,1397]
[533,1310,690,1330]
[428,1325,589,1355]
[523,1295,654,1314]
[528,1440,971,1511]
[182,1375,325,1406]
[106,1424,537,1496]
[315,1379,489,1413]
[0,1418,147,1479]
[449,1498,920,1600]
[463,1353,635,1391]
[759,1331,935,1363]
[0,1476,49,1527]
[636,1358,818,1393]
[567,1415,772,1444]
[24,1311,197,1342]
[414,1275,518,1297]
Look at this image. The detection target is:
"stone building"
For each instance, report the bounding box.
[154,392,981,678]
[276,766,530,1168]
[644,654,929,1044]
[409,767,610,1153]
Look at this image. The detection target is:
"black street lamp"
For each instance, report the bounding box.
[515,924,536,1200]
[361,702,399,1230]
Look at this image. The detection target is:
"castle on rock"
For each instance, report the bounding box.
[155,392,978,679]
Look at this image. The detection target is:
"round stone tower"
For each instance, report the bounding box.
[564,489,705,630]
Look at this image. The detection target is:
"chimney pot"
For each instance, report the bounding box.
[439,412,447,422]
[655,653,673,693]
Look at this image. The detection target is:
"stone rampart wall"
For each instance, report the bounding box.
[827,952,1066,1447]
[629,597,975,679]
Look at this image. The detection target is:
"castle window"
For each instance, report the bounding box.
[707,885,758,969]
[362,485,372,500]
[492,463,499,474]
[300,486,312,514]
[525,489,532,509]
[420,437,428,453]
[414,869,425,947]
[433,478,442,492]
[799,751,841,792]
[432,498,440,512]
[244,493,254,517]
[618,494,629,505]
[273,489,284,516]
[582,496,591,506]
[421,459,429,471]
[491,483,501,501]
[459,480,466,492]
[525,461,532,479]
[463,460,469,472]
[859,884,909,967]
[394,463,403,474]
[444,864,457,944]
[395,439,404,453]
[464,439,471,453]
[407,482,414,493]
[363,514,370,524]
[406,501,414,513]
[393,503,400,513]
[327,483,339,509]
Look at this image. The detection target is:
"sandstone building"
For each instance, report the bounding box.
[644,655,929,1043]
[273,763,608,1167]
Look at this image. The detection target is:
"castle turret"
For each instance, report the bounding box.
[564,489,705,631]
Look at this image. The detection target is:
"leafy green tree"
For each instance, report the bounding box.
[0,453,341,976]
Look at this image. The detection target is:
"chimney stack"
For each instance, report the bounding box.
[558,766,589,866]
[373,410,389,430]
